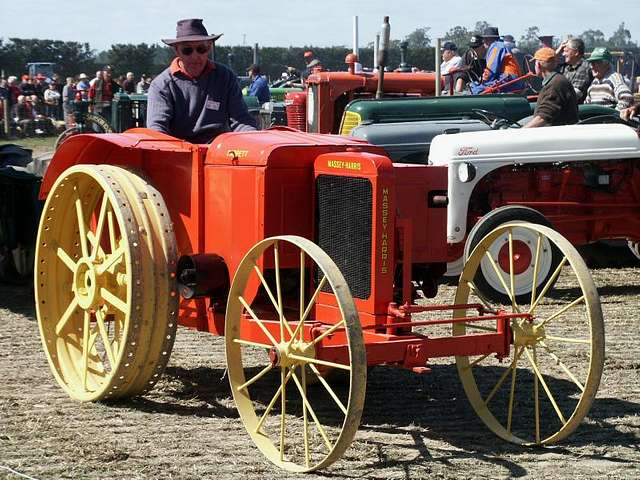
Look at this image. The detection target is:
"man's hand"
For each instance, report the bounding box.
[620,104,640,122]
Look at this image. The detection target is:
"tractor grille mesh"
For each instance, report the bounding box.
[316,175,372,299]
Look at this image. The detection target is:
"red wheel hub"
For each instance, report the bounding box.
[498,240,532,275]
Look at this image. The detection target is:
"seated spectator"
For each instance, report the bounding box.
[455,34,486,92]
[585,47,634,111]
[12,95,35,136]
[246,64,270,104]
[29,95,54,134]
[524,48,578,128]
[122,72,136,94]
[471,27,524,94]
[43,82,61,120]
[557,38,592,103]
[440,41,463,92]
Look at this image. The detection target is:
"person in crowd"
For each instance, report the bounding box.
[33,74,48,100]
[538,35,555,49]
[147,18,257,143]
[89,70,102,87]
[89,66,121,118]
[76,73,90,91]
[556,38,592,103]
[246,64,270,104]
[28,95,54,134]
[302,50,322,81]
[440,41,463,92]
[0,79,9,103]
[471,27,523,94]
[525,47,578,128]
[585,47,634,111]
[62,77,76,126]
[19,75,36,97]
[43,82,61,119]
[12,95,35,136]
[7,76,20,105]
[122,72,136,94]
[136,74,150,94]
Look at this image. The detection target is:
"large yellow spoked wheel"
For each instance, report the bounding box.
[35,164,178,401]
[454,222,604,445]
[226,236,366,472]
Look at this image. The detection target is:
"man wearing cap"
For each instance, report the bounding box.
[585,47,634,111]
[440,42,463,91]
[456,34,486,92]
[246,64,270,104]
[302,50,322,82]
[471,27,523,94]
[524,48,578,128]
[557,38,592,103]
[147,18,257,143]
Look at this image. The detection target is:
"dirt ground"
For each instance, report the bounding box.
[1,265,639,480]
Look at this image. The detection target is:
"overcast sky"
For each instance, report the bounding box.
[2,0,638,52]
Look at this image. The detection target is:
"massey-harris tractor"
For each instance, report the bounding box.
[35,127,604,472]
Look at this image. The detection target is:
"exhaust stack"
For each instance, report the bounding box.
[376,16,391,99]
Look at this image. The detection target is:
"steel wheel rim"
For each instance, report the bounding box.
[454,222,604,445]
[225,235,366,472]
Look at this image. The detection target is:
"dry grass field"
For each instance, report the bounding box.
[1,264,639,480]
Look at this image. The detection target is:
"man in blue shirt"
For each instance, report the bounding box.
[247,64,270,104]
[147,18,257,143]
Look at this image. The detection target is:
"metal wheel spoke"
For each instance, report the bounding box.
[309,363,348,415]
[96,246,125,275]
[538,295,585,329]
[237,364,274,392]
[530,233,542,305]
[508,229,515,307]
[484,251,520,312]
[460,352,492,371]
[280,367,286,461]
[507,354,518,433]
[252,264,294,339]
[302,364,310,468]
[539,341,586,392]
[300,251,306,343]
[529,257,568,313]
[238,296,279,347]
[289,354,351,371]
[56,246,77,273]
[95,309,116,367]
[90,193,110,261]
[74,192,89,258]
[534,346,540,443]
[254,368,294,434]
[484,347,523,406]
[55,297,79,335]
[524,347,567,425]
[82,312,90,390]
[310,320,346,347]
[100,288,128,314]
[291,369,333,451]
[544,335,591,345]
[232,338,272,349]
[289,275,327,348]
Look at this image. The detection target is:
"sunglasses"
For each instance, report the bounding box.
[179,45,209,56]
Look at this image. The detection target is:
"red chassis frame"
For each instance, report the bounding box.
[40,127,518,372]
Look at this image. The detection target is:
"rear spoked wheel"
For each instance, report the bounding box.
[226,236,366,472]
[454,222,604,444]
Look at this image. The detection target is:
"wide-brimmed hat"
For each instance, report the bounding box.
[162,18,222,46]
[483,27,500,38]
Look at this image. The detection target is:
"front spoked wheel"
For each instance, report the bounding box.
[225,236,366,472]
[454,222,604,445]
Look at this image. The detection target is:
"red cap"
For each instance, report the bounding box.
[21,74,29,81]
[304,50,313,58]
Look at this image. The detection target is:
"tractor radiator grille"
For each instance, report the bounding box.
[316,175,372,299]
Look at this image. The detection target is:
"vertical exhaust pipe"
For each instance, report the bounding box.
[376,16,391,99]
[353,15,359,57]
[435,38,442,97]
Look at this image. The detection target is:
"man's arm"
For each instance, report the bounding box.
[146,81,174,135]
[524,115,548,128]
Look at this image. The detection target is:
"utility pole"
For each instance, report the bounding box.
[242,34,247,46]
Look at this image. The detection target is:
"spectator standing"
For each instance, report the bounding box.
[62,77,76,125]
[246,64,270,104]
[7,76,20,105]
[76,73,90,92]
[585,47,634,111]
[19,75,36,97]
[89,70,102,87]
[136,74,150,93]
[34,74,48,101]
[557,38,592,103]
[525,48,578,127]
[122,72,136,94]
[89,66,121,118]
[43,82,61,119]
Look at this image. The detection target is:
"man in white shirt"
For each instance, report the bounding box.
[441,41,463,93]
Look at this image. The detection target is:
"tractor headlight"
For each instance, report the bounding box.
[457,162,476,183]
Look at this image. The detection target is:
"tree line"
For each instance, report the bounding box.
[0,22,637,81]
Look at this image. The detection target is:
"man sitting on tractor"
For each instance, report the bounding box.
[524,48,578,128]
[147,18,257,143]
[470,27,524,94]
[585,47,634,111]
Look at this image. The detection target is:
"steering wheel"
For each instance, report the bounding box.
[471,108,522,129]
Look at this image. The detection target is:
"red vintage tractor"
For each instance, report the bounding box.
[35,127,604,472]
